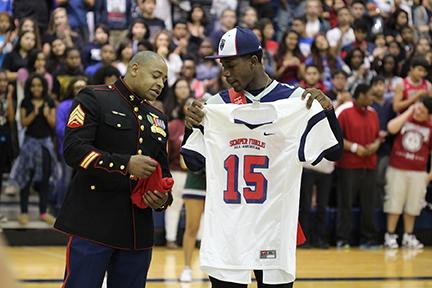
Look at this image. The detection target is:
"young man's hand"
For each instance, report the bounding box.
[302,88,333,110]
[185,100,205,128]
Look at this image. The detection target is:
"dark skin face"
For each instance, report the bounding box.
[220,55,263,92]
[125,54,168,101]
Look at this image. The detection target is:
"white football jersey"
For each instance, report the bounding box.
[182,96,339,284]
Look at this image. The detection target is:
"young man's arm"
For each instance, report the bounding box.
[387,104,414,134]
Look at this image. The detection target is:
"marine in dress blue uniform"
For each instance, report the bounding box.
[54,51,172,288]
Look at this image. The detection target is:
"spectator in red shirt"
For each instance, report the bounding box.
[384,96,432,249]
[393,57,432,113]
[335,83,381,248]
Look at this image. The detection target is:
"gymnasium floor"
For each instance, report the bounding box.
[5,246,432,288]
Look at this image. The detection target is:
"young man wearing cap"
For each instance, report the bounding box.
[183,26,343,287]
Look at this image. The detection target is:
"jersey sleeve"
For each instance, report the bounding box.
[181,127,206,172]
[298,101,340,165]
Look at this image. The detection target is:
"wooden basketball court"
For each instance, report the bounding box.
[5,246,432,287]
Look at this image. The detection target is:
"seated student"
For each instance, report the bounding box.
[384,96,432,249]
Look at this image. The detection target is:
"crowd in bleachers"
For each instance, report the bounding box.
[0,0,432,266]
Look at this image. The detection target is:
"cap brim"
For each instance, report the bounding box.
[205,49,263,60]
[205,54,238,59]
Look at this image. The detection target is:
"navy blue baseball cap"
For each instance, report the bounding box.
[206,26,262,59]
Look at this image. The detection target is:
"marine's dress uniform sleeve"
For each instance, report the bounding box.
[63,88,131,175]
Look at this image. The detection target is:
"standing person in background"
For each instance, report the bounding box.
[375,54,403,100]
[257,18,278,57]
[304,0,330,38]
[209,8,236,51]
[335,83,381,249]
[55,0,94,44]
[0,12,15,68]
[9,74,57,226]
[393,57,432,113]
[369,76,396,206]
[187,5,210,39]
[82,24,110,69]
[240,6,257,30]
[54,77,87,215]
[0,70,14,223]
[84,43,116,80]
[326,7,355,56]
[52,47,86,101]
[179,164,206,283]
[275,29,304,86]
[165,96,193,249]
[128,17,150,54]
[114,41,133,76]
[135,0,166,41]
[94,0,133,49]
[306,33,346,90]
[2,31,37,81]
[46,38,66,73]
[326,69,351,107]
[54,51,172,288]
[42,7,82,56]
[384,97,432,249]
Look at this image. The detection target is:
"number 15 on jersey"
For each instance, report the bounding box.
[224,155,269,204]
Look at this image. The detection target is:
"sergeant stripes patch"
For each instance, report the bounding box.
[80,151,101,169]
[67,104,85,128]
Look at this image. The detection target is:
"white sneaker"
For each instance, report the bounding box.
[0,214,7,223]
[384,233,399,249]
[402,233,424,249]
[179,267,192,282]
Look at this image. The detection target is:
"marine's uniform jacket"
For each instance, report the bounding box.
[54,78,172,249]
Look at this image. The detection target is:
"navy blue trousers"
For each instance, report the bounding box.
[62,236,152,288]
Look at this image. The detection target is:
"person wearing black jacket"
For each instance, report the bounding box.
[54,51,172,288]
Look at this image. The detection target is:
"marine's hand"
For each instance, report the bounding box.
[128,155,157,178]
[185,100,204,128]
[302,88,333,110]
[143,190,169,209]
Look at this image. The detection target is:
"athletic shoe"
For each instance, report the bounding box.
[384,233,399,249]
[40,213,56,226]
[336,240,350,249]
[17,213,29,225]
[0,214,7,223]
[402,233,424,249]
[179,267,192,282]
[166,240,179,249]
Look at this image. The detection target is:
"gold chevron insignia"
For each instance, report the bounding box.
[67,104,85,128]
[80,151,101,169]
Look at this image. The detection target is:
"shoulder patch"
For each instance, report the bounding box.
[67,104,85,128]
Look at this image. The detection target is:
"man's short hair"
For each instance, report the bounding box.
[421,96,432,114]
[352,18,369,32]
[331,69,348,79]
[351,0,366,7]
[305,64,320,71]
[410,56,430,69]
[243,49,263,62]
[352,83,370,99]
[370,75,385,86]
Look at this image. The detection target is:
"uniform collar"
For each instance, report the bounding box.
[114,77,144,105]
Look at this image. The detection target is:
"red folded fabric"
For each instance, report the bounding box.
[131,163,174,209]
[297,222,306,245]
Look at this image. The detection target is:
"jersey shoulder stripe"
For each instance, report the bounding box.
[335,101,354,118]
